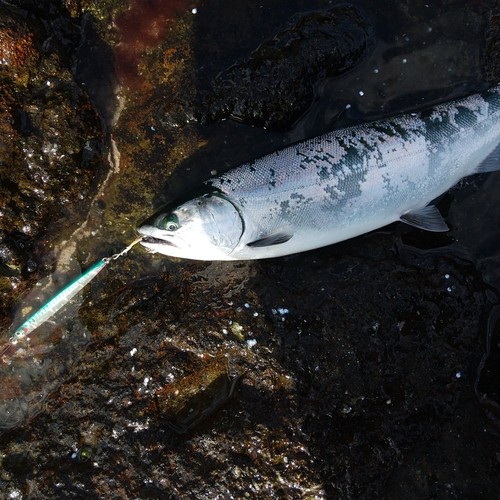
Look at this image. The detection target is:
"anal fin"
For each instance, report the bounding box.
[400,205,449,232]
[247,232,293,247]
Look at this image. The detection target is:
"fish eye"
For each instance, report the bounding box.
[162,213,180,231]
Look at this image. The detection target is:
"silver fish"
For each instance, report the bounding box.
[139,84,500,260]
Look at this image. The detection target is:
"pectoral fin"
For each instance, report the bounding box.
[247,232,293,247]
[400,205,449,232]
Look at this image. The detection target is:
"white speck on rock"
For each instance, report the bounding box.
[127,419,150,432]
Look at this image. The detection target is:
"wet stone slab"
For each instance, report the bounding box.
[1,232,499,497]
[1,0,500,498]
[0,2,106,325]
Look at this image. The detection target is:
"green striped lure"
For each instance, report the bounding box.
[10,237,143,343]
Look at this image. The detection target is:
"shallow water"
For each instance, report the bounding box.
[0,0,499,497]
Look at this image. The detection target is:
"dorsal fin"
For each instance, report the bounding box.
[400,205,449,232]
[247,232,293,247]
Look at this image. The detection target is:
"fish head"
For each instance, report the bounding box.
[138,189,244,260]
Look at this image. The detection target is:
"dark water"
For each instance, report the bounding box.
[0,0,499,497]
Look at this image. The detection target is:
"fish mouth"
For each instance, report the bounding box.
[140,236,177,247]
[138,225,178,248]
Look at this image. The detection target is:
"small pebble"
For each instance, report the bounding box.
[231,322,244,340]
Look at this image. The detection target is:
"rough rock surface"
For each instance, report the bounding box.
[196,5,373,130]
[0,2,105,325]
[1,0,499,498]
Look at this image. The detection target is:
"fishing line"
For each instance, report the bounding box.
[9,236,143,343]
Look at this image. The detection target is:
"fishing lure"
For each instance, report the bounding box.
[10,237,143,343]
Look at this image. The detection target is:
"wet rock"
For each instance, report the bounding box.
[249,235,496,497]
[112,0,191,90]
[72,14,119,128]
[195,5,373,130]
[0,1,500,498]
[144,353,242,434]
[476,305,500,425]
[0,4,105,322]
[485,2,500,81]
[1,231,497,497]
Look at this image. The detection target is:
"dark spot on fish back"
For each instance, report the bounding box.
[454,105,478,128]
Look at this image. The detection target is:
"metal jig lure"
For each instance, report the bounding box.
[10,237,143,343]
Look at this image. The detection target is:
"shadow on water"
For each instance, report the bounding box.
[0,260,91,430]
[159,0,500,495]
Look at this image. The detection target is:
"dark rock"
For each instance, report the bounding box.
[0,1,499,498]
[476,305,500,426]
[196,5,373,130]
[0,3,105,322]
